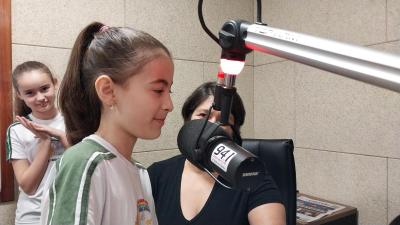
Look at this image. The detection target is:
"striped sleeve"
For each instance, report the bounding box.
[46,140,115,225]
[5,122,23,161]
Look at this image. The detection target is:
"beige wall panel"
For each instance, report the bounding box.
[12,44,71,81]
[388,0,400,41]
[135,60,203,151]
[255,0,386,65]
[133,149,180,168]
[12,0,125,48]
[254,52,285,67]
[295,63,400,157]
[204,63,254,138]
[254,61,295,140]
[389,159,400,223]
[0,202,17,225]
[10,1,399,224]
[125,0,253,63]
[371,40,400,54]
[295,148,387,225]
[261,0,385,44]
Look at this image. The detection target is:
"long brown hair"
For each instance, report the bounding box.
[12,61,56,117]
[59,22,171,145]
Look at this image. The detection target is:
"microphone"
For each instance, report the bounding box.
[177,119,265,191]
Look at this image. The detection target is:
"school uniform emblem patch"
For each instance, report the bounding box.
[136,199,152,225]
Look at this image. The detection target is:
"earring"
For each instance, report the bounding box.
[110,104,114,111]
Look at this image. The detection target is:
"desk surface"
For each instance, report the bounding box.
[296,193,358,225]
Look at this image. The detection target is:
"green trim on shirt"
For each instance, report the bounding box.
[6,119,58,161]
[47,139,116,225]
[5,122,21,161]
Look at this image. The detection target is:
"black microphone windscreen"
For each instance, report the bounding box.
[177,119,229,168]
[177,119,266,190]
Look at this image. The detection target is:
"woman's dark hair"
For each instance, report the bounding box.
[390,215,400,225]
[181,81,246,144]
[12,61,56,117]
[59,22,171,145]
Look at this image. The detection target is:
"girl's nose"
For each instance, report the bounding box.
[36,92,45,101]
[163,93,174,112]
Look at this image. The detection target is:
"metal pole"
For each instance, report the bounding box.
[244,23,400,93]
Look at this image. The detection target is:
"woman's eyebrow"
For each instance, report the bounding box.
[196,108,209,113]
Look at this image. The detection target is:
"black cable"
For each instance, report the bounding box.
[203,167,233,189]
[198,0,219,44]
[193,104,233,190]
[194,105,213,148]
[198,0,263,44]
[256,0,262,23]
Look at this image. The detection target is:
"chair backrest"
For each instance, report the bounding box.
[242,139,297,225]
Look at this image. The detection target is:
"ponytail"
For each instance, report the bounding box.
[59,22,103,145]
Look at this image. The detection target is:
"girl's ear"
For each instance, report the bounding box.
[95,75,115,107]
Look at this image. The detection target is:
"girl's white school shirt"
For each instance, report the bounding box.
[6,113,65,225]
[40,134,158,225]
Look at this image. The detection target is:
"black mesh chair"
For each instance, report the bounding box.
[242,139,297,225]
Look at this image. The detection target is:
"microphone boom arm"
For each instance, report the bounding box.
[220,21,400,93]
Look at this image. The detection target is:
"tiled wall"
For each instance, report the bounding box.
[4,1,400,225]
[256,1,400,224]
[1,0,254,224]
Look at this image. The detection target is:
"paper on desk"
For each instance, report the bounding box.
[296,196,346,223]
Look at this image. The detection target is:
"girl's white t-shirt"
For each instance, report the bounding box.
[6,113,65,225]
[40,134,158,225]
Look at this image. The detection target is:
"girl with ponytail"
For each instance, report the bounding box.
[41,22,174,225]
[7,61,69,225]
